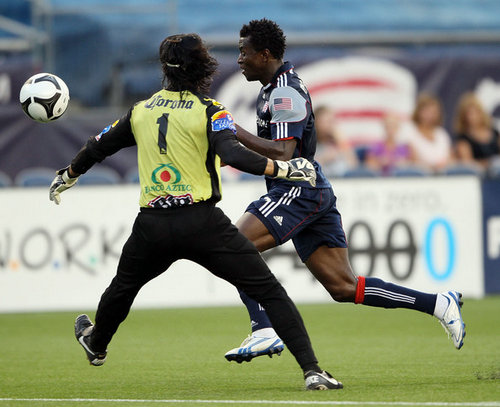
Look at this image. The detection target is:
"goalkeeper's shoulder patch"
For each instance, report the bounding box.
[211,110,236,134]
[95,119,119,141]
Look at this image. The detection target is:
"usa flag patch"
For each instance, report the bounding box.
[273,97,292,111]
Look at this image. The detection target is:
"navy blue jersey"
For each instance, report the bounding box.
[256,61,330,190]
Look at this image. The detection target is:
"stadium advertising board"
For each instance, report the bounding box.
[221,176,485,303]
[0,177,484,312]
[334,177,484,298]
[0,185,246,312]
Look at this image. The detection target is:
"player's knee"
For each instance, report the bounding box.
[329,288,355,302]
[308,255,357,302]
[325,276,357,303]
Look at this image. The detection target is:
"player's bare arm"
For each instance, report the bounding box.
[235,123,296,160]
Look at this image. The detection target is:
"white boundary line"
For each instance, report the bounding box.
[0,399,499,406]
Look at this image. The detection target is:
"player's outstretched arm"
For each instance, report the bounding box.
[49,112,136,206]
[235,123,296,160]
[49,166,80,205]
[211,127,315,186]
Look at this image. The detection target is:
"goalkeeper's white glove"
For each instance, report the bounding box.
[273,157,316,187]
[49,166,79,205]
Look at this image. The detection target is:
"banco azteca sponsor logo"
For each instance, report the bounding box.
[145,163,192,194]
[152,163,181,184]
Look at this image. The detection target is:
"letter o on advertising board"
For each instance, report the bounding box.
[424,217,455,281]
[20,228,53,270]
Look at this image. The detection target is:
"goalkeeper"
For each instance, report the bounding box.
[49,33,340,390]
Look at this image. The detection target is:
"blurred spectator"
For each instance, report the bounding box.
[365,113,411,175]
[398,93,452,172]
[314,106,358,176]
[453,92,500,169]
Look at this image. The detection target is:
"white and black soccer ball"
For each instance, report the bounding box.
[19,73,70,123]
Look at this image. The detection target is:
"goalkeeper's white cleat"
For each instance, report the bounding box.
[224,333,284,363]
[74,314,107,366]
[438,291,466,350]
[304,370,343,390]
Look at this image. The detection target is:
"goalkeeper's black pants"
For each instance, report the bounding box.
[90,202,319,372]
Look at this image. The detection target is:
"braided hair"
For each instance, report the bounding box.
[159,33,218,95]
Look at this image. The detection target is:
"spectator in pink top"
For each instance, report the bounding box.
[365,113,411,175]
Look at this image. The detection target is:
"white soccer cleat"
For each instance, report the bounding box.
[74,314,107,366]
[224,333,284,363]
[304,370,343,390]
[438,291,466,350]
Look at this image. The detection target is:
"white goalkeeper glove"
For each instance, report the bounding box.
[49,166,79,205]
[273,157,316,187]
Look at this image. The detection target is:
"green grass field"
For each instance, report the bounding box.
[1,298,499,407]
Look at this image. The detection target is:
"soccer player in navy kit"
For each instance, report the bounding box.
[224,19,466,363]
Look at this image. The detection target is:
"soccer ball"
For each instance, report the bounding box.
[19,73,70,123]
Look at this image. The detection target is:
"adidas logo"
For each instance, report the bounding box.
[273,215,283,226]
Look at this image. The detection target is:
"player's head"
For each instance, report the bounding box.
[159,33,218,94]
[238,19,286,83]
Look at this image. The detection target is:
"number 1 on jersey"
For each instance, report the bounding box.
[157,113,169,154]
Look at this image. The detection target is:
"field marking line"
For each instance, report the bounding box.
[0,399,499,406]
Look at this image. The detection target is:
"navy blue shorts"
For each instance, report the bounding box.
[245,185,347,262]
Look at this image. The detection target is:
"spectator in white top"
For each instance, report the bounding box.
[399,93,452,172]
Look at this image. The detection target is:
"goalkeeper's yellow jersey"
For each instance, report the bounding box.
[70,88,244,209]
[129,90,225,208]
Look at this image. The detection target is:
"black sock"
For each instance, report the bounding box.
[302,363,322,374]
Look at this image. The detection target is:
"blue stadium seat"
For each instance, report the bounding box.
[342,166,380,178]
[238,172,261,181]
[0,171,12,187]
[488,157,500,179]
[78,167,122,185]
[489,166,500,179]
[124,168,140,184]
[441,164,484,177]
[390,165,431,177]
[354,146,370,163]
[14,167,56,187]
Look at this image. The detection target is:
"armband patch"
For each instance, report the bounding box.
[211,110,236,133]
[96,119,119,141]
